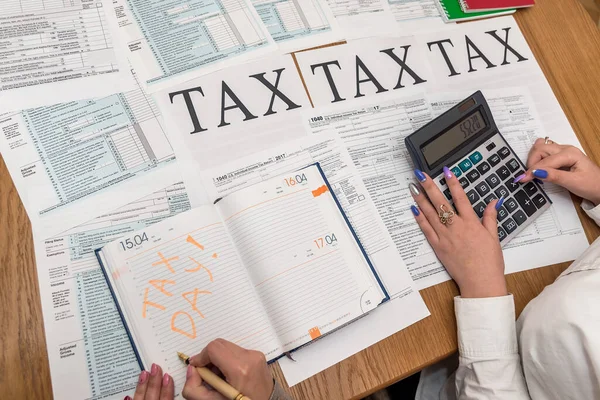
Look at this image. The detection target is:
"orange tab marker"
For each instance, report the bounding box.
[308,326,322,339]
[312,185,329,198]
[186,235,204,250]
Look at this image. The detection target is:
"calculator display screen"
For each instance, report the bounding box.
[421,111,486,167]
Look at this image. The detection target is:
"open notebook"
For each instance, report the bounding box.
[96,164,388,392]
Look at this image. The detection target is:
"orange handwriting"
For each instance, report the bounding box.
[171,311,196,339]
[186,256,214,281]
[142,287,166,318]
[186,235,204,250]
[152,252,179,274]
[182,288,212,319]
[149,279,176,296]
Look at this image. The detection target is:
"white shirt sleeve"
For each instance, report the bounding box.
[581,200,600,226]
[454,295,530,399]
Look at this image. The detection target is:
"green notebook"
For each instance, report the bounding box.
[435,0,515,21]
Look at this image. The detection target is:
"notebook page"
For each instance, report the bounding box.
[215,165,387,351]
[99,206,280,395]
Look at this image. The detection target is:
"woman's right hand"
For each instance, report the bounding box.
[182,339,274,400]
[516,138,600,205]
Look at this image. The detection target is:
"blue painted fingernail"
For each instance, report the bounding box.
[414,169,426,182]
[513,173,526,183]
[443,166,453,179]
[533,169,548,179]
[534,178,544,185]
[495,196,504,210]
[411,205,420,216]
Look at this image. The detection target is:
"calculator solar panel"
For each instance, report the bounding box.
[405,91,551,246]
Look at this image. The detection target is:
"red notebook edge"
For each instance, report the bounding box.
[463,0,534,12]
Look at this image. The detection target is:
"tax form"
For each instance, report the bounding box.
[0,71,179,237]
[326,0,397,40]
[0,0,133,111]
[302,89,589,289]
[34,182,190,400]
[199,134,429,385]
[252,0,341,52]
[103,0,276,92]
[388,0,452,33]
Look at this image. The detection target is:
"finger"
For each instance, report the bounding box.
[520,149,581,184]
[133,370,150,400]
[526,138,565,167]
[182,365,226,400]
[410,204,439,245]
[159,373,175,400]
[482,200,499,238]
[190,339,243,375]
[408,182,445,232]
[443,166,475,218]
[414,169,456,225]
[146,363,164,400]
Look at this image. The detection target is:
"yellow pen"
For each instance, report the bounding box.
[177,352,251,400]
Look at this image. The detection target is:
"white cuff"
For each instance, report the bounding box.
[455,295,517,358]
[581,200,600,226]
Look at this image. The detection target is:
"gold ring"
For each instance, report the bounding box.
[544,136,553,145]
[438,204,455,225]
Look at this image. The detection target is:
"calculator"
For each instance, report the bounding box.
[405,91,551,245]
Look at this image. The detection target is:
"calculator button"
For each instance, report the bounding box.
[444,189,452,200]
[458,159,473,172]
[459,177,470,189]
[513,209,527,225]
[502,218,518,234]
[488,153,501,167]
[532,194,548,208]
[498,146,511,159]
[524,182,538,197]
[451,166,462,177]
[469,151,483,164]
[474,202,486,218]
[439,178,446,186]
[497,165,511,180]
[484,194,497,205]
[466,189,480,204]
[497,226,507,242]
[505,178,520,193]
[485,173,501,188]
[475,181,491,196]
[476,161,491,175]
[486,142,497,151]
[497,206,509,222]
[495,185,509,199]
[504,197,519,213]
[514,190,537,216]
[514,170,525,179]
[507,158,520,172]
[466,169,481,183]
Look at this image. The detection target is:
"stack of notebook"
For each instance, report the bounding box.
[460,0,535,12]
[435,0,522,22]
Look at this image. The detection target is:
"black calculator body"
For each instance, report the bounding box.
[405,91,551,245]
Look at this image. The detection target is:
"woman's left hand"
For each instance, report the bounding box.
[410,167,507,298]
[127,363,174,400]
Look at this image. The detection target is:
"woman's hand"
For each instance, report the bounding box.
[410,167,507,298]
[515,138,600,205]
[128,363,174,400]
[182,339,274,400]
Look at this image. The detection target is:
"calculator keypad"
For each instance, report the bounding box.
[433,135,551,247]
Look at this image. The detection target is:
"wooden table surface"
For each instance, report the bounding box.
[2,0,600,399]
